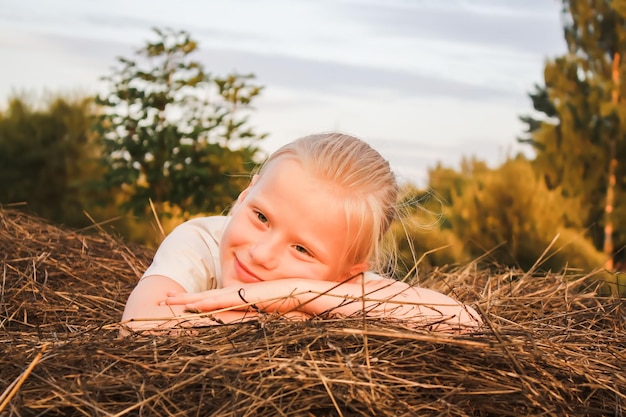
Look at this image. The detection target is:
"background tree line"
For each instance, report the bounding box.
[1,28,267,244]
[1,7,625,294]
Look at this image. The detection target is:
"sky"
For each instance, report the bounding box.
[0,0,567,185]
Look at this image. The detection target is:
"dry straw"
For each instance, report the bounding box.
[0,208,624,416]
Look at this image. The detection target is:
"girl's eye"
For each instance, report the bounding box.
[294,245,312,257]
[255,211,268,223]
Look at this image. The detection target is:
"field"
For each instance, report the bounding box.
[1,208,624,416]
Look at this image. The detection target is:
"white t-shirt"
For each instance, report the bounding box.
[142,216,229,293]
[143,215,383,293]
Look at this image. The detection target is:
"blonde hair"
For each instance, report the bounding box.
[257,132,398,272]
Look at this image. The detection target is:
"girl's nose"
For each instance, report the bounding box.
[249,238,279,270]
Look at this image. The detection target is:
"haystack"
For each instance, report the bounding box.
[0,208,624,416]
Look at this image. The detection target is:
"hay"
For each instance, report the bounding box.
[1,208,624,416]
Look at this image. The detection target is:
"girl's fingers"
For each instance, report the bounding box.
[167,293,223,311]
[165,286,250,311]
[185,301,206,311]
[165,293,206,305]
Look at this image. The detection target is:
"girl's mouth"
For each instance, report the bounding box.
[234,257,263,283]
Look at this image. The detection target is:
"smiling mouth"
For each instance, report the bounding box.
[234,257,263,283]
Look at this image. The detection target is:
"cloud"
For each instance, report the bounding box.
[3,28,515,104]
[336,0,565,56]
[0,0,561,105]
[193,47,516,101]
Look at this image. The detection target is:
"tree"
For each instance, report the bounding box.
[0,95,103,227]
[391,157,605,276]
[519,0,626,270]
[95,28,267,218]
[446,157,605,271]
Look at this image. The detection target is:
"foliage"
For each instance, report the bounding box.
[95,28,267,218]
[427,157,489,206]
[0,95,105,227]
[518,0,626,263]
[420,157,606,273]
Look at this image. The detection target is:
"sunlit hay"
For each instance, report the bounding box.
[1,208,624,416]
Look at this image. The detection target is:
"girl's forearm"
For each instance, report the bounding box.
[262,279,481,331]
[164,278,482,330]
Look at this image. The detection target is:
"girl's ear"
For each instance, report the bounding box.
[236,174,259,204]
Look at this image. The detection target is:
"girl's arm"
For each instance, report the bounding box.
[120,275,272,335]
[165,277,482,332]
[120,275,190,334]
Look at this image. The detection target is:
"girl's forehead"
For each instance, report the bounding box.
[260,154,303,175]
[253,157,350,227]
[255,157,327,198]
[260,155,345,195]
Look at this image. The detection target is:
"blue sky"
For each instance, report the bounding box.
[0,0,566,185]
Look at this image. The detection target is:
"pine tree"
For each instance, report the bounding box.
[519,0,626,269]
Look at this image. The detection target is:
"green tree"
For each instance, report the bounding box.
[519,0,626,270]
[428,157,490,207]
[446,157,605,272]
[0,95,103,227]
[95,28,267,218]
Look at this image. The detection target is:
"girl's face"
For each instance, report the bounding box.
[219,156,366,288]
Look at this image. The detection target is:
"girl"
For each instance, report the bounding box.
[121,133,481,333]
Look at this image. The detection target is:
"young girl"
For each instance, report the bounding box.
[121,133,481,333]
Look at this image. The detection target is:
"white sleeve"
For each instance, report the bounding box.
[141,217,226,293]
